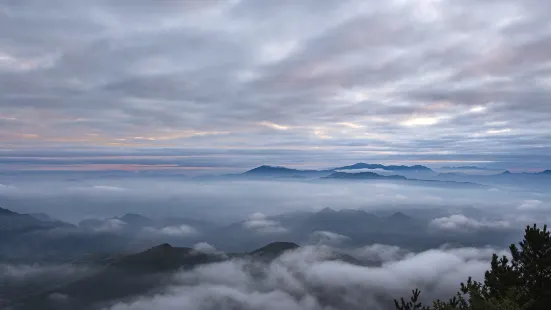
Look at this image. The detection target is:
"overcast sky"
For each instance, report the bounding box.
[1,0,550,171]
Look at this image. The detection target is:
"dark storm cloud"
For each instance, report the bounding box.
[1,0,550,168]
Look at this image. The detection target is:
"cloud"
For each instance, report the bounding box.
[1,263,91,283]
[517,199,548,211]
[469,106,487,113]
[430,214,510,232]
[350,244,410,262]
[258,121,290,131]
[1,0,551,168]
[193,242,218,254]
[144,225,198,237]
[309,231,350,246]
[243,213,287,234]
[104,244,501,310]
[93,218,127,232]
[400,117,440,127]
[0,176,541,226]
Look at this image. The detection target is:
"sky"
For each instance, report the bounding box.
[1,0,551,172]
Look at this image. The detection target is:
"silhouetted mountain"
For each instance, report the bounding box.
[334,163,433,172]
[9,242,298,310]
[538,170,551,175]
[0,206,17,215]
[108,243,219,273]
[245,165,300,175]
[0,207,69,232]
[242,165,331,178]
[318,207,337,214]
[334,163,386,170]
[387,212,412,223]
[223,163,434,180]
[250,242,299,258]
[9,243,224,310]
[323,171,408,180]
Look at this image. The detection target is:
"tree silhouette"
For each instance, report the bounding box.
[395,224,550,310]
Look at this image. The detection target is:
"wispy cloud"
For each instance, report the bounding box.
[1,0,551,167]
[430,214,510,232]
[243,213,287,234]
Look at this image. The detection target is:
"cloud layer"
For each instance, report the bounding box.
[430,214,510,232]
[243,212,287,234]
[1,0,551,168]
[104,244,505,310]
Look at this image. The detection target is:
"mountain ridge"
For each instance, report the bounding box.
[334,162,433,172]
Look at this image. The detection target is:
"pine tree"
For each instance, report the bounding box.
[394,224,551,310]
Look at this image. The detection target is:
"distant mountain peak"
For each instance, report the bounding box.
[152,243,173,250]
[110,244,208,273]
[389,212,412,221]
[256,165,276,169]
[337,163,383,170]
[247,165,292,172]
[334,163,433,172]
[250,242,299,256]
[501,170,512,175]
[318,207,337,214]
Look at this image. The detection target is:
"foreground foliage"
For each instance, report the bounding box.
[395,224,551,310]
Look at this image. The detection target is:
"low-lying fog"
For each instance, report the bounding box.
[1,178,549,225]
[1,176,549,310]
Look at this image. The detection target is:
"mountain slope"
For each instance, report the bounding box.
[10,240,374,310]
[334,163,433,172]
[242,165,332,178]
[108,243,220,273]
[0,207,71,232]
[250,242,300,258]
[10,244,224,310]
